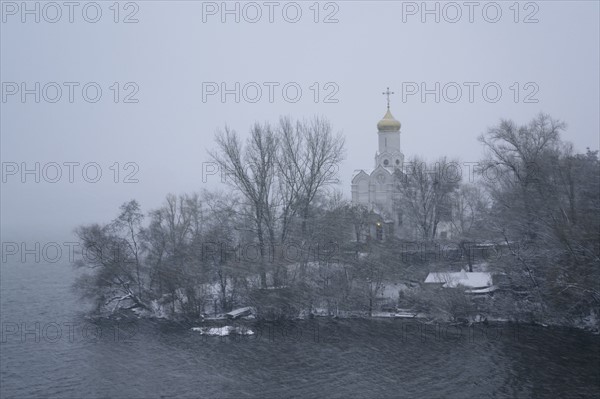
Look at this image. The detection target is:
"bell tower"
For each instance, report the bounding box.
[375,87,403,171]
[351,87,407,240]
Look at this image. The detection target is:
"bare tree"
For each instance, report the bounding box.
[74,200,148,313]
[209,117,345,288]
[277,116,345,238]
[395,156,460,240]
[209,123,278,288]
[144,193,205,316]
[479,113,600,323]
[479,113,565,240]
[449,184,490,271]
[201,190,249,312]
[113,200,145,300]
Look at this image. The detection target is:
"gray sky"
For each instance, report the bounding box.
[1,1,599,242]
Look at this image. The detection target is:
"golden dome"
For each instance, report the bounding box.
[377,109,401,132]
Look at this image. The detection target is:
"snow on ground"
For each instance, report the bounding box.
[191,326,255,336]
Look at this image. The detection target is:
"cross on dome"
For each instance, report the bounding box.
[377,87,401,132]
[382,87,395,109]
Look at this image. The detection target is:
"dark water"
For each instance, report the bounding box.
[1,262,599,398]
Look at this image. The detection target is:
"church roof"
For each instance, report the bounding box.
[377,109,401,132]
[372,165,394,175]
[352,169,372,179]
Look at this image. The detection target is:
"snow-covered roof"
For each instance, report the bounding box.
[465,286,498,294]
[372,164,393,175]
[424,271,493,288]
[352,169,373,179]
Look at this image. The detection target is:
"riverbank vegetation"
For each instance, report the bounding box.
[73,114,599,331]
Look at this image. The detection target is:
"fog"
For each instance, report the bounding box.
[2,1,599,242]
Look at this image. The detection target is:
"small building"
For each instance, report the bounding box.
[424,270,497,294]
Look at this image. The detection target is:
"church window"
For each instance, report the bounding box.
[395,159,400,165]
[383,159,389,166]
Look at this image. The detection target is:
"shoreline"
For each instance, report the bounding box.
[100,308,600,336]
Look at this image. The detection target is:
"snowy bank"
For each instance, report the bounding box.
[191,325,255,336]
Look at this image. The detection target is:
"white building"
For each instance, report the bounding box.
[351,95,405,240]
[350,90,454,241]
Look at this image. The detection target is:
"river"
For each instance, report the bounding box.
[1,261,599,398]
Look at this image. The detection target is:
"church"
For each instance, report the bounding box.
[351,88,454,241]
[351,88,405,240]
